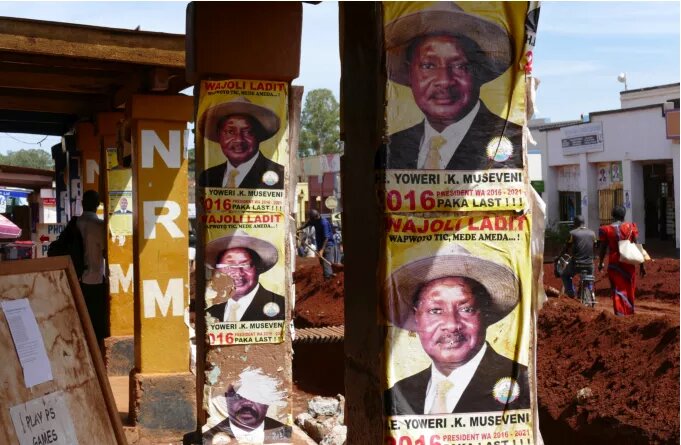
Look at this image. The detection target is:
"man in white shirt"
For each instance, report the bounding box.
[198,97,285,189]
[381,2,523,171]
[384,245,530,415]
[205,230,285,322]
[203,367,290,444]
[76,190,107,343]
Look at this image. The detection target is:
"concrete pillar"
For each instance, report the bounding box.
[622,159,646,243]
[186,3,302,442]
[340,2,384,443]
[129,95,195,434]
[672,148,680,248]
[76,122,102,195]
[545,166,560,226]
[94,112,136,376]
[579,154,599,231]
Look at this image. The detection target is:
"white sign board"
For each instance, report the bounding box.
[561,122,604,155]
[34,223,66,258]
[10,391,79,445]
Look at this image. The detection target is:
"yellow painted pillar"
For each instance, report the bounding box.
[96,112,136,376]
[128,94,195,432]
[76,122,102,195]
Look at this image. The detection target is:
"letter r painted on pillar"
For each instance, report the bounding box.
[141,129,184,168]
[143,201,184,239]
[86,159,99,184]
[143,278,184,318]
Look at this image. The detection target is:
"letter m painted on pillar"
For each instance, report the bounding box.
[141,129,188,168]
[143,278,184,318]
[109,264,133,294]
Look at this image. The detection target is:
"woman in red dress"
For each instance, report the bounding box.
[598,206,646,315]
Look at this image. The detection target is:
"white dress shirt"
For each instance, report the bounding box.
[424,342,488,414]
[222,153,260,187]
[76,211,105,284]
[230,420,265,444]
[223,283,260,322]
[417,101,481,169]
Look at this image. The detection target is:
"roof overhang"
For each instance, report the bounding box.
[0,17,188,135]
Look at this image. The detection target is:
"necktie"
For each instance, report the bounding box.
[424,135,447,169]
[429,379,453,414]
[226,169,239,188]
[226,301,240,322]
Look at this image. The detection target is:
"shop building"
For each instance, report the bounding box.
[531,83,680,247]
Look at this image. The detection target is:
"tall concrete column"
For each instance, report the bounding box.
[129,95,195,435]
[545,166,560,225]
[579,154,599,230]
[622,159,646,243]
[186,3,302,441]
[340,2,384,442]
[672,148,680,248]
[95,112,137,376]
[76,122,102,195]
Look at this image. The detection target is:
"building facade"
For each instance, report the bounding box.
[531,83,680,247]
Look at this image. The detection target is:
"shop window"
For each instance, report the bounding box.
[559,191,581,223]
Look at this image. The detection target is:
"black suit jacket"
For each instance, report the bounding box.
[384,344,530,415]
[378,104,523,171]
[202,417,291,444]
[199,154,285,189]
[207,285,286,322]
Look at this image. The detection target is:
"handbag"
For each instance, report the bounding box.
[636,244,651,262]
[616,223,644,265]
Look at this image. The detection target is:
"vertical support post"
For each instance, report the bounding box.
[128,95,196,434]
[622,159,645,243]
[95,112,136,376]
[186,2,302,443]
[339,2,385,443]
[76,122,102,195]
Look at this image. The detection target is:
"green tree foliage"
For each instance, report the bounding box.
[0,149,54,170]
[299,89,341,157]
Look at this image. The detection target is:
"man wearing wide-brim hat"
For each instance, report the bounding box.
[198,97,285,189]
[206,230,285,322]
[384,245,530,415]
[381,2,523,171]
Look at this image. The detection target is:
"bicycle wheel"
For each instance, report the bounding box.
[582,284,595,308]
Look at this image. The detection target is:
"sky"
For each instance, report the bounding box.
[0,1,678,154]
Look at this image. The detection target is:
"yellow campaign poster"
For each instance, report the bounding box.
[382,213,535,445]
[204,216,286,345]
[379,2,529,212]
[197,79,288,213]
[107,168,133,237]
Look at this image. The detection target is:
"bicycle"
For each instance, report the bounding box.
[575,264,596,308]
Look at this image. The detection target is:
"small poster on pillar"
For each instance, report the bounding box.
[108,168,133,237]
[377,2,532,212]
[205,219,286,345]
[381,213,537,444]
[197,78,288,213]
[202,366,292,444]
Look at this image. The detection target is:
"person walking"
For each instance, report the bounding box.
[299,210,336,279]
[558,215,597,298]
[77,190,108,342]
[598,205,646,316]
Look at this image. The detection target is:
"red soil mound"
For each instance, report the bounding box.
[543,257,680,301]
[293,256,344,327]
[537,297,680,444]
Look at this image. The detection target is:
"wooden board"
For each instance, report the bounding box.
[0,257,125,445]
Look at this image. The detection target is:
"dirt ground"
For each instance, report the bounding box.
[292,253,680,443]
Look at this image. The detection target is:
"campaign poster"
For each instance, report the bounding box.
[107,168,133,237]
[379,2,529,212]
[197,78,289,346]
[202,366,292,444]
[204,218,286,345]
[382,213,535,444]
[197,78,288,213]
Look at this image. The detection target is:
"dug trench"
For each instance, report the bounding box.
[293,256,680,443]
